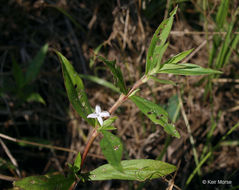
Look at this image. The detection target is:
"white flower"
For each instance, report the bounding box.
[87,105,110,126]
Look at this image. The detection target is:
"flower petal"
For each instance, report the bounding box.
[95,105,101,114]
[97,116,103,126]
[99,111,110,118]
[87,113,97,118]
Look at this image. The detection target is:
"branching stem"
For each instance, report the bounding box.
[80,75,146,169]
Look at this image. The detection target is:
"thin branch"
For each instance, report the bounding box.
[177,89,201,175]
[0,138,21,177]
[182,38,210,63]
[0,173,19,181]
[170,30,239,35]
[0,133,77,154]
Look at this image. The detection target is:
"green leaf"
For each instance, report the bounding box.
[149,76,176,86]
[25,44,48,85]
[223,33,239,67]
[26,93,46,105]
[145,6,177,74]
[215,19,234,69]
[166,95,180,122]
[145,20,167,74]
[152,42,169,73]
[216,0,229,29]
[89,44,103,68]
[164,48,193,65]
[98,56,127,94]
[79,74,120,93]
[159,7,177,45]
[130,95,180,138]
[98,117,118,131]
[99,126,117,131]
[12,56,24,89]
[100,131,123,172]
[55,50,94,126]
[73,152,81,173]
[158,63,222,75]
[14,174,74,190]
[87,159,176,181]
[128,88,140,98]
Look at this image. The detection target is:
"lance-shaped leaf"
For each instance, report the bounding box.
[98,56,127,94]
[148,76,176,86]
[26,92,46,105]
[215,9,239,69]
[55,50,94,125]
[216,0,229,29]
[98,116,118,131]
[100,131,123,172]
[73,152,82,173]
[87,159,176,181]
[12,57,24,89]
[25,44,48,85]
[145,6,177,74]
[130,95,180,138]
[163,48,193,65]
[14,173,74,190]
[151,42,169,73]
[79,74,120,93]
[158,63,222,75]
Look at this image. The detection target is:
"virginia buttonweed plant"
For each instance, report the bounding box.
[13,7,221,190]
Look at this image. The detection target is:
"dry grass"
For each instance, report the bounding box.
[0,1,239,189]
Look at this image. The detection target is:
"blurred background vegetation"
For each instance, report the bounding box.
[0,0,239,189]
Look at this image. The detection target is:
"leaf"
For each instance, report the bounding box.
[14,174,74,190]
[152,42,169,72]
[164,48,193,65]
[130,95,180,138]
[26,93,46,105]
[166,95,180,122]
[145,6,177,74]
[79,74,120,93]
[98,117,118,131]
[145,19,167,74]
[159,7,177,45]
[98,56,127,94]
[25,44,48,85]
[149,76,176,86]
[89,44,103,68]
[87,159,176,181]
[100,131,123,172]
[223,33,239,67]
[12,56,24,89]
[73,152,81,173]
[215,19,234,69]
[216,0,229,29]
[55,50,94,126]
[158,63,222,75]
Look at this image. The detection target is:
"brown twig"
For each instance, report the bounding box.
[0,133,77,154]
[0,138,21,177]
[0,174,19,182]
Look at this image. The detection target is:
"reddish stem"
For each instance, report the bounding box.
[80,128,99,169]
[80,75,146,170]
